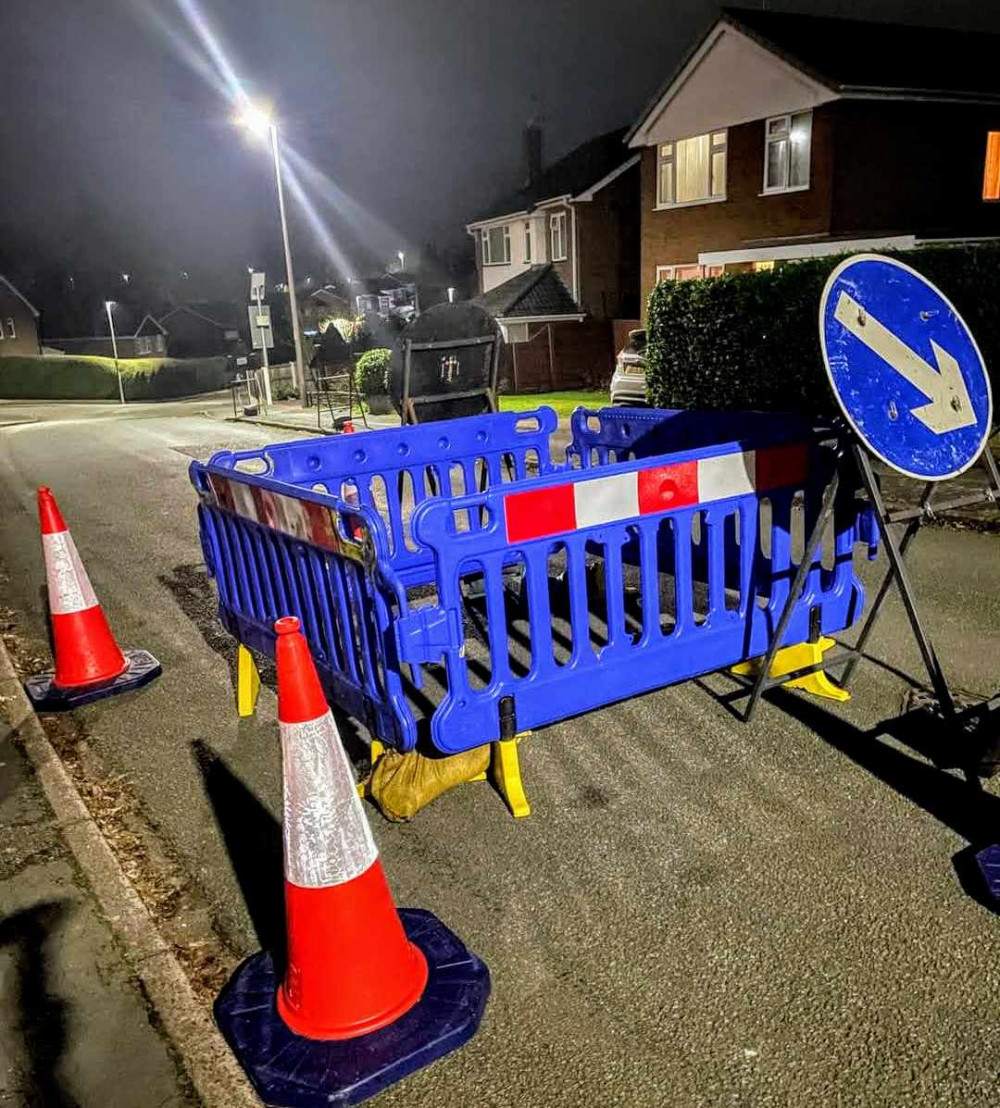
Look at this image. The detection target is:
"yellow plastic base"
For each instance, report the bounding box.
[731,636,850,702]
[357,739,385,798]
[491,734,531,819]
[237,644,261,717]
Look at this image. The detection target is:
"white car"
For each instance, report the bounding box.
[609,329,647,406]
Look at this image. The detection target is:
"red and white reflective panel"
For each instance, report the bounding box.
[504,443,807,543]
[204,473,359,558]
[43,531,99,615]
[280,709,378,888]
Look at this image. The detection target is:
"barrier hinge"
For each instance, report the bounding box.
[395,606,463,665]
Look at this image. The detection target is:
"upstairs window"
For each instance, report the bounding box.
[524,221,532,262]
[764,111,812,193]
[550,212,567,261]
[657,132,727,207]
[481,225,511,265]
[983,132,1000,201]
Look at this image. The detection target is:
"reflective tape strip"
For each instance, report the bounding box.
[503,445,808,542]
[573,471,638,528]
[697,451,756,502]
[43,531,98,615]
[280,710,378,888]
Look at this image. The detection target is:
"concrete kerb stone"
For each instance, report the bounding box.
[0,634,261,1108]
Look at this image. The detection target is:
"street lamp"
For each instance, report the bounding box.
[104,301,125,405]
[237,105,307,404]
[122,272,130,285]
[397,250,405,272]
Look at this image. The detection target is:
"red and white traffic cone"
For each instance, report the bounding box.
[24,487,161,710]
[214,616,490,1106]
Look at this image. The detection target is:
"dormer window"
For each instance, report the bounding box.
[481,225,511,265]
[763,111,812,193]
[656,132,727,208]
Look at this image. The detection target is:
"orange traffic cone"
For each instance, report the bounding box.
[24,487,161,710]
[214,616,489,1106]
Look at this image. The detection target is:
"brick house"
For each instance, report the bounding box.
[467,126,639,390]
[627,9,1000,313]
[0,275,41,356]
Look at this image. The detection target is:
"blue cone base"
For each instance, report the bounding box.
[24,648,162,711]
[214,908,490,1107]
[975,844,1000,901]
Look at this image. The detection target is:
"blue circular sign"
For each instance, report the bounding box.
[820,254,993,480]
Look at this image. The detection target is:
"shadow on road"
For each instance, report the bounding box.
[761,688,1000,915]
[191,739,287,965]
[0,899,78,1107]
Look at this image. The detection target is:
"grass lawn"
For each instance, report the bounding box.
[499,389,607,418]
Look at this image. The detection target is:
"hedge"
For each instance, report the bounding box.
[354,348,392,397]
[0,355,230,400]
[646,243,1000,419]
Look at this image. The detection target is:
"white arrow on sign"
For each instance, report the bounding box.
[833,290,976,434]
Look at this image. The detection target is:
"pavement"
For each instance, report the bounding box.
[1,394,1000,1107]
[0,699,196,1106]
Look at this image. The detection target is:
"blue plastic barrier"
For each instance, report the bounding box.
[190,406,870,755]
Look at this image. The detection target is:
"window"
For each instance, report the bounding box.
[6,318,15,340]
[481,225,511,265]
[657,132,727,207]
[763,111,812,193]
[524,221,532,263]
[655,264,723,283]
[550,212,567,261]
[984,132,1000,201]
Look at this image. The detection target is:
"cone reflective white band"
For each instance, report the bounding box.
[280,710,378,888]
[43,531,99,615]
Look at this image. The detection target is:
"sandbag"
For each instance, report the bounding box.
[366,745,491,821]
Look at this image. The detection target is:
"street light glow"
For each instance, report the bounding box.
[122,272,130,284]
[237,104,273,139]
[105,300,115,310]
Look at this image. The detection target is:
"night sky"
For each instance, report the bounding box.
[2,0,999,306]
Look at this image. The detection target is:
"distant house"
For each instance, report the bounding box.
[626,8,1000,311]
[301,285,352,335]
[466,125,640,390]
[159,303,241,357]
[133,314,167,356]
[351,273,418,319]
[0,275,41,356]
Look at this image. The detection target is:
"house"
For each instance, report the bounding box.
[627,8,1000,311]
[158,303,241,357]
[351,274,418,319]
[133,313,167,356]
[300,285,352,336]
[466,125,640,390]
[0,275,41,356]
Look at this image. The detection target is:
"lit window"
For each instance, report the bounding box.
[655,264,722,282]
[524,221,532,263]
[481,225,511,265]
[984,132,1000,201]
[764,112,812,193]
[6,318,15,340]
[550,212,567,261]
[753,260,775,272]
[656,132,727,207]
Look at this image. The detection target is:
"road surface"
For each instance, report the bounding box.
[1,396,1000,1107]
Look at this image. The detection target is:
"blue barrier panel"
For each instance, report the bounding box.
[190,406,870,756]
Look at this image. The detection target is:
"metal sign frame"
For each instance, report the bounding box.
[400,333,502,425]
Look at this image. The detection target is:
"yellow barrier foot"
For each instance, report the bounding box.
[236,644,261,717]
[731,636,849,703]
[491,733,531,819]
[358,739,385,798]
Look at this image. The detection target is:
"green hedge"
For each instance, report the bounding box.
[646,243,1000,418]
[0,355,230,400]
[354,348,392,397]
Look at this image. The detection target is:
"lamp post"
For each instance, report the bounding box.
[237,106,307,404]
[105,301,125,405]
[397,250,405,272]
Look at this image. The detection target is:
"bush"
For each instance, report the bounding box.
[645,243,1000,418]
[0,355,230,400]
[354,348,392,397]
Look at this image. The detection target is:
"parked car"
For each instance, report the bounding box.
[609,329,647,405]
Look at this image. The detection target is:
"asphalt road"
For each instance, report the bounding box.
[2,396,1000,1107]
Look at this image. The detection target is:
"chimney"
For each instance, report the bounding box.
[523,119,543,191]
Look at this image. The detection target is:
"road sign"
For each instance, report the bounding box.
[819,254,993,480]
[250,270,266,301]
[248,304,274,350]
